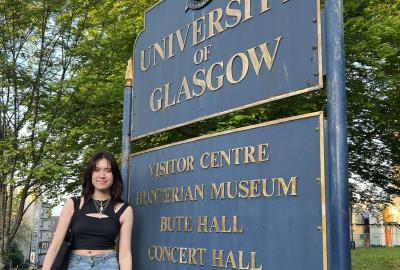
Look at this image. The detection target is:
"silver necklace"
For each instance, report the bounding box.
[93,198,111,219]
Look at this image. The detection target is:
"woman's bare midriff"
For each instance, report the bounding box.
[72,249,115,256]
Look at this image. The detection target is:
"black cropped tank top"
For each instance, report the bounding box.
[71,198,129,250]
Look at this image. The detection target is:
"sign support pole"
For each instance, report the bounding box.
[326,1,351,269]
[121,58,133,202]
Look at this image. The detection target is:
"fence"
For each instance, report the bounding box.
[351,224,400,248]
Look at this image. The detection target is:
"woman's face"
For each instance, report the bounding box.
[92,158,114,192]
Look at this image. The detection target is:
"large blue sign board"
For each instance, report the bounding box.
[130,112,328,270]
[132,0,323,139]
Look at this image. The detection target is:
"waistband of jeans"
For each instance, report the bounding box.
[70,251,116,259]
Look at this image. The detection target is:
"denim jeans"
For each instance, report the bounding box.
[67,252,119,269]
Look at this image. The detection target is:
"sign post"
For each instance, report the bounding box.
[121,59,133,200]
[326,0,351,269]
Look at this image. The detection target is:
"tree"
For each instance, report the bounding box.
[0,0,157,267]
[8,241,23,268]
[0,0,94,266]
[344,0,400,204]
[49,0,158,192]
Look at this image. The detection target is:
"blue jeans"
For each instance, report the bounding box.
[67,252,119,269]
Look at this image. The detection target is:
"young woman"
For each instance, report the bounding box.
[43,151,133,270]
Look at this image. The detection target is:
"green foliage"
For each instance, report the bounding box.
[56,0,158,192]
[0,0,159,198]
[133,90,327,152]
[8,242,23,267]
[344,0,400,203]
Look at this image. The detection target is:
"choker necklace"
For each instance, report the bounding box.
[93,198,111,219]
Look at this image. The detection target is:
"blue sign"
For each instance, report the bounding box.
[132,0,323,139]
[130,112,328,270]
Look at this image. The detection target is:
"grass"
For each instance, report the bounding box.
[352,247,400,270]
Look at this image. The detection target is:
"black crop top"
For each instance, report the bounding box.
[71,198,129,250]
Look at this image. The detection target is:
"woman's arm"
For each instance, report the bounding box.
[118,205,134,270]
[42,198,75,270]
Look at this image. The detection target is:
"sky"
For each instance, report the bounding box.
[52,204,63,216]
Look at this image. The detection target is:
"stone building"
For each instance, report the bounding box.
[30,200,52,267]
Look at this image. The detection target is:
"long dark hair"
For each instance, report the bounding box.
[82,151,123,203]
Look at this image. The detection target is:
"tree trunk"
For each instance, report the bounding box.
[5,186,13,243]
[0,246,9,270]
[0,182,5,269]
